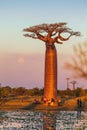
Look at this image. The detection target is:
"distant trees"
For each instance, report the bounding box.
[75,87,83,97]
[0,85,86,98]
[0,86,44,98]
[65,41,87,79]
[12,87,26,96]
[24,88,44,96]
[0,86,11,97]
[57,87,85,98]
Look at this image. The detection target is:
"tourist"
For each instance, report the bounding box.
[43,96,47,103]
[58,98,61,106]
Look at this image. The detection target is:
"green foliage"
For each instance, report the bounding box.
[57,87,87,99]
[0,86,43,98]
[57,89,74,97]
[24,87,43,96]
[0,86,11,97]
[75,87,82,97]
[12,87,26,96]
[0,85,86,99]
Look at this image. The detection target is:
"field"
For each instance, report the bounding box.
[0,95,87,111]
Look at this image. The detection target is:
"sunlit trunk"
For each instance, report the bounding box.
[44,44,57,101]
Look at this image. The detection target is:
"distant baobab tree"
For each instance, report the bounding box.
[66,78,70,90]
[70,80,77,90]
[23,22,80,105]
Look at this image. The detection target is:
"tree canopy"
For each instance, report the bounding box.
[23,22,81,45]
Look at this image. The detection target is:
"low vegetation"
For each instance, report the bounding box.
[0,86,87,110]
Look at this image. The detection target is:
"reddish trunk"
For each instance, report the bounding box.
[44,44,57,102]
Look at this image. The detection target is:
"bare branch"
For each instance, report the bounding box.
[65,42,87,79]
[71,31,81,36]
[23,34,38,39]
[58,33,72,41]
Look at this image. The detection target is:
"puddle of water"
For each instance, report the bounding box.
[0,110,87,130]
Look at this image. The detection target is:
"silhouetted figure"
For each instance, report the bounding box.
[77,99,80,108]
[77,99,82,108]
[48,99,51,106]
[43,96,47,103]
[79,99,82,108]
[58,98,61,106]
[77,99,83,119]
[51,98,55,103]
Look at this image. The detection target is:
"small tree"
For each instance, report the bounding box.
[75,87,82,97]
[1,86,12,97]
[65,42,87,79]
[12,87,26,96]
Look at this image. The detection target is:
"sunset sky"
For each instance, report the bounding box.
[0,0,87,89]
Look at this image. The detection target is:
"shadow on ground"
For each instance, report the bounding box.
[21,103,39,110]
[21,102,66,111]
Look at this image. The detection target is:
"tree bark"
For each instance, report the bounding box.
[44,44,57,101]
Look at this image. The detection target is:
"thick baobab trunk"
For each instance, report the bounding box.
[44,44,57,102]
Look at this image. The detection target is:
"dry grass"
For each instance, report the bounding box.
[63,99,77,110]
[63,96,87,111]
[0,95,87,111]
[0,96,42,110]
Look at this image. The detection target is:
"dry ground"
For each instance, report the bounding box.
[0,95,87,111]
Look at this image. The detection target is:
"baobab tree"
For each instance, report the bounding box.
[70,80,77,90]
[23,22,80,105]
[66,78,70,90]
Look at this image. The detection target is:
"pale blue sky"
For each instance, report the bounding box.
[0,0,87,53]
[0,0,87,89]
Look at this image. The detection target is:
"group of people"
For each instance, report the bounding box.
[41,96,55,105]
[33,98,41,104]
[33,96,62,106]
[41,96,62,106]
